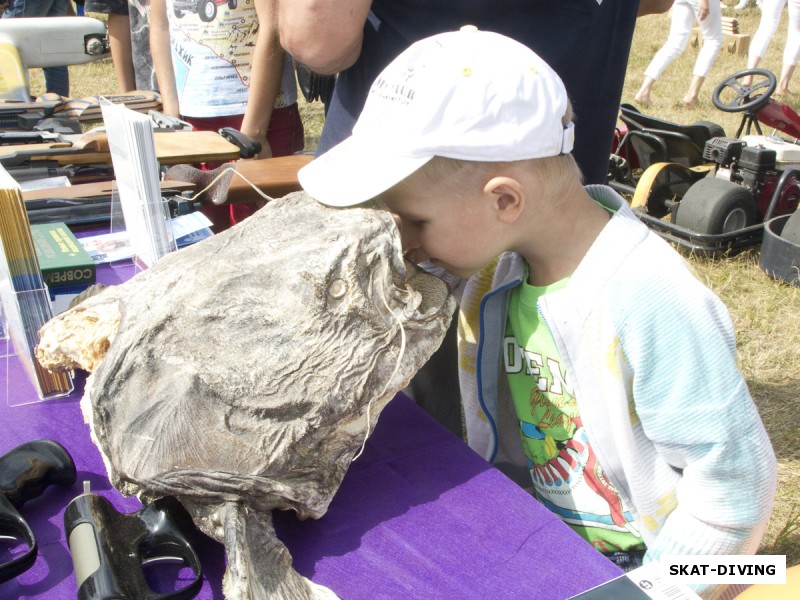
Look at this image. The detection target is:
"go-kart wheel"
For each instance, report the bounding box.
[174,8,184,17]
[675,177,758,235]
[228,0,237,8]
[198,0,217,21]
[712,69,777,113]
[783,210,800,245]
[692,120,726,138]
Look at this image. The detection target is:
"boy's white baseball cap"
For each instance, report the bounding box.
[299,26,575,207]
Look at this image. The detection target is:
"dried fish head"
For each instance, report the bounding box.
[36,191,456,599]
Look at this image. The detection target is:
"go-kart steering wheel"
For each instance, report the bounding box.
[712,69,777,113]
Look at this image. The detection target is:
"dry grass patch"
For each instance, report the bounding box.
[624,6,798,137]
[629,5,800,563]
[689,251,800,564]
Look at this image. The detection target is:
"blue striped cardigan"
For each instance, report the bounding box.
[453,186,777,600]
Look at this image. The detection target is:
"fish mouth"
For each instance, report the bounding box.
[383,259,452,321]
[366,204,453,323]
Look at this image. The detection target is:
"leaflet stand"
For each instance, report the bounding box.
[108,185,176,275]
[0,270,73,407]
[106,183,135,272]
[0,285,6,344]
[101,98,177,273]
[0,163,74,406]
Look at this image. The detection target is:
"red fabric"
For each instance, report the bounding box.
[230,104,305,225]
[183,113,245,132]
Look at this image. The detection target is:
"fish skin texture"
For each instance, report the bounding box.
[37,191,456,599]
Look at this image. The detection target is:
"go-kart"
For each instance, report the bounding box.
[609,68,800,261]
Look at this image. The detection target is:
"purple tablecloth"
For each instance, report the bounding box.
[1,261,622,599]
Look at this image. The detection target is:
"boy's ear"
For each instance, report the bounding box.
[484,176,525,224]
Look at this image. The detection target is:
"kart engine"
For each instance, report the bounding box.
[703,136,800,219]
[704,137,777,199]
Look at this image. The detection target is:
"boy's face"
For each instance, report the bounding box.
[379,172,505,279]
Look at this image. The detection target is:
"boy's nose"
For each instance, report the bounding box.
[398,223,427,265]
[403,248,429,265]
[393,221,424,263]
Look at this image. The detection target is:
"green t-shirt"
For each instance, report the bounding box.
[504,273,644,553]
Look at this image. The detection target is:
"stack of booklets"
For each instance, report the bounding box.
[0,163,73,401]
[100,97,176,269]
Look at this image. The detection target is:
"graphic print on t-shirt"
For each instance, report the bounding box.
[505,279,643,552]
[166,0,296,118]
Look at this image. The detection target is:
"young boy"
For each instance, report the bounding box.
[299,27,777,599]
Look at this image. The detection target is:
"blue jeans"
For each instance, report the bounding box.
[2,0,70,97]
[604,550,647,573]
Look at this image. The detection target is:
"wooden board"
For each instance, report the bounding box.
[0,131,242,166]
[22,154,311,206]
[227,154,313,202]
[0,100,61,113]
[22,179,195,202]
[42,91,161,121]
[166,154,313,204]
[691,29,750,56]
[1,92,160,121]
[724,33,750,57]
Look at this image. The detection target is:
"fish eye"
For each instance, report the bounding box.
[328,278,348,298]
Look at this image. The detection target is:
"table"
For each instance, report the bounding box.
[1,262,622,600]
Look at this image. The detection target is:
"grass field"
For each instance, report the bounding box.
[627,5,800,565]
[27,1,800,565]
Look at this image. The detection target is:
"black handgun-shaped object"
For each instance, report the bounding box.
[0,439,77,583]
[218,127,262,159]
[64,490,203,600]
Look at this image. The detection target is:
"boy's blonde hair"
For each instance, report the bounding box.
[402,105,583,201]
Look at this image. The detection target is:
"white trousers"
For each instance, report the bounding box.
[750,0,800,66]
[644,0,723,80]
